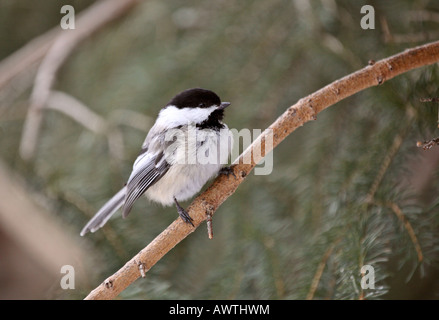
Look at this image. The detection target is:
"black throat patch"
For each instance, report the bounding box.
[196,109,225,130]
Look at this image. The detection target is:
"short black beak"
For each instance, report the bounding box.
[218,102,231,110]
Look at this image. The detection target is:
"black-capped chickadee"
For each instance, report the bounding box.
[80,88,233,236]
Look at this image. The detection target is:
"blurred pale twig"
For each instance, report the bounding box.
[0,24,59,91]
[19,0,140,161]
[0,159,86,280]
[47,91,107,133]
[46,91,125,161]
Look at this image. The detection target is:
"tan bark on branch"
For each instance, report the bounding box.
[84,40,439,300]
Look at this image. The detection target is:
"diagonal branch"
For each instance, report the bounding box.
[84,40,439,300]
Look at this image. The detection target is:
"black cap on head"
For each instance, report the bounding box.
[167,88,222,109]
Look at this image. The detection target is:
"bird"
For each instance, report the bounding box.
[80,88,233,236]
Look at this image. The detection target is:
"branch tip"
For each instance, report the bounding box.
[416,137,439,150]
[420,97,439,103]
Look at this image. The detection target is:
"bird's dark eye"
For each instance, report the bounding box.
[198,103,205,108]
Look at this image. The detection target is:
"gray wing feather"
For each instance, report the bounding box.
[122,151,169,218]
[80,126,171,235]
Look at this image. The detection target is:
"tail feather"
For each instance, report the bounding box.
[80,187,126,236]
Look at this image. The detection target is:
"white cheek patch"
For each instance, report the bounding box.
[156,105,217,128]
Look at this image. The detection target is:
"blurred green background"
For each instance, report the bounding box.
[1,0,439,299]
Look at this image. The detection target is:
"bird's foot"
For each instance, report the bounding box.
[219,165,237,179]
[174,197,194,227]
